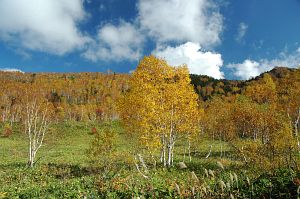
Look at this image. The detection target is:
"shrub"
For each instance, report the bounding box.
[87,124,118,171]
[2,123,12,137]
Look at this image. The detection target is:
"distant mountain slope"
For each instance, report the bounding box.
[0,66,298,103]
[190,67,300,100]
[247,67,298,81]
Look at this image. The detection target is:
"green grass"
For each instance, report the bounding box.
[0,121,233,198]
[0,121,298,198]
[0,121,232,167]
[1,122,93,166]
[0,122,102,197]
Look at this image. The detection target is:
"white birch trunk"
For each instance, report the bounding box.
[25,102,49,167]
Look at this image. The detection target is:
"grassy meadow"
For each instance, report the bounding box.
[0,121,298,198]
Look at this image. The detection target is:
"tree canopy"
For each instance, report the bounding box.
[119,56,200,167]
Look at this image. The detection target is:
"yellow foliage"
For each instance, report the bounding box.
[244,74,277,105]
[118,56,200,166]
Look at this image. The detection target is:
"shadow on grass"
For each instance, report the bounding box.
[179,150,233,158]
[43,162,133,179]
[44,163,96,179]
[0,162,28,170]
[0,162,101,179]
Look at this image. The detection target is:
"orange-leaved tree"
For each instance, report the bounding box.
[119,56,199,167]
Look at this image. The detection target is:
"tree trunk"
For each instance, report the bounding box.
[29,151,35,167]
[295,108,300,152]
[160,135,166,166]
[167,143,172,167]
[188,140,192,162]
[25,102,49,168]
[28,140,33,167]
[206,145,212,159]
[171,144,174,166]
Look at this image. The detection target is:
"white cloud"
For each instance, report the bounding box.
[153,42,224,79]
[227,60,264,80]
[0,68,24,73]
[83,0,224,63]
[0,0,89,55]
[84,0,225,63]
[137,0,223,47]
[83,21,144,62]
[236,22,248,42]
[228,49,300,79]
[0,0,226,65]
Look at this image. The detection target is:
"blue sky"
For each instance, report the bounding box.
[0,0,300,79]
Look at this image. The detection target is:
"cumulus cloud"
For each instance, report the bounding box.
[83,21,144,62]
[153,42,224,79]
[137,0,223,47]
[228,49,300,79]
[0,0,89,55]
[84,0,224,62]
[227,60,264,80]
[0,68,24,73]
[236,22,248,42]
[0,0,226,64]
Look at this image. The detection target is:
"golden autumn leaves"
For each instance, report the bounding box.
[118,56,200,167]
[118,56,300,170]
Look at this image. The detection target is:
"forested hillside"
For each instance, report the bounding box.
[0,72,129,124]
[190,67,298,100]
[1,66,297,119]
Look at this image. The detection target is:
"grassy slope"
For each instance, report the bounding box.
[0,121,231,197]
[1,121,293,198]
[0,122,101,198]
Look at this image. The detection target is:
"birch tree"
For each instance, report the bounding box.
[24,100,51,167]
[119,56,199,167]
[278,70,300,152]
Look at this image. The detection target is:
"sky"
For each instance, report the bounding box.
[0,0,300,80]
